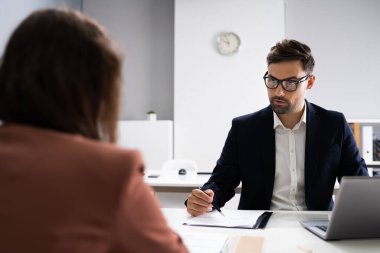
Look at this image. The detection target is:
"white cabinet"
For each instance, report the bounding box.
[117,120,173,171]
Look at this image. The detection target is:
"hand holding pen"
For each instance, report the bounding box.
[199,189,225,216]
[186,188,224,217]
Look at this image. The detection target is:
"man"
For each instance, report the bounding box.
[186,39,368,216]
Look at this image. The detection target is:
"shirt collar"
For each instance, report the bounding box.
[273,101,307,130]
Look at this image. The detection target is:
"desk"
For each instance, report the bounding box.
[145,172,242,193]
[145,173,241,208]
[145,173,214,193]
[162,208,380,253]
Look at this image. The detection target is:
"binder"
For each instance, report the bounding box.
[373,138,380,161]
[362,126,373,162]
[349,122,361,148]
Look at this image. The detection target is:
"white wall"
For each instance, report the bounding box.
[2,0,379,173]
[83,0,175,120]
[285,0,380,119]
[0,0,81,56]
[174,0,285,171]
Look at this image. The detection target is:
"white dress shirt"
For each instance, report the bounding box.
[270,103,307,210]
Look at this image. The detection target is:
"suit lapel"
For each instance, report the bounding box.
[304,101,320,194]
[259,106,276,205]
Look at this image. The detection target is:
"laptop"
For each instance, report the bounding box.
[301,176,380,240]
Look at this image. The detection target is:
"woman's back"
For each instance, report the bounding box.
[0,124,187,253]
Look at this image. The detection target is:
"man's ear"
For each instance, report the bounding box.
[306,75,315,89]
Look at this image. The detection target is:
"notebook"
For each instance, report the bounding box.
[301,176,380,240]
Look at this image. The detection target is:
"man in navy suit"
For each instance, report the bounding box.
[186,39,368,216]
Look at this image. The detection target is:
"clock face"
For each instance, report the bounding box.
[216,32,241,55]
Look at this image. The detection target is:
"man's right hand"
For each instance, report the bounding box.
[186,188,214,216]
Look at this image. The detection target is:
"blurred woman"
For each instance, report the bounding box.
[0,8,188,253]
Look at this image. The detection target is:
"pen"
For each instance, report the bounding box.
[199,188,225,217]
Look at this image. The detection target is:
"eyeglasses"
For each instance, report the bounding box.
[263,71,310,92]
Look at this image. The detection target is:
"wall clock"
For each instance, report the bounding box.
[216,32,241,55]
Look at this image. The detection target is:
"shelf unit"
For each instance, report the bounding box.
[348,119,380,176]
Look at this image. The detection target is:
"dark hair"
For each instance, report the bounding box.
[0,8,122,142]
[266,39,315,73]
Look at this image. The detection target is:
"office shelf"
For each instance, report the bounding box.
[348,119,380,167]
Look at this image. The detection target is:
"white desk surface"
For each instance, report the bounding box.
[162,208,380,253]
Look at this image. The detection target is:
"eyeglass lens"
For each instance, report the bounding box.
[263,72,309,92]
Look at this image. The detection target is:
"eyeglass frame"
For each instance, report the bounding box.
[263,71,311,92]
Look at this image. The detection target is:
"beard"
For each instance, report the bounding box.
[269,96,294,114]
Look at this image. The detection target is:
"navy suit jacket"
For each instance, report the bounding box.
[203,101,368,211]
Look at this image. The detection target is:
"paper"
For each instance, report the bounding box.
[183,210,266,229]
[178,231,228,253]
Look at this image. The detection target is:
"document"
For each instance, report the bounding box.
[183,210,272,229]
[178,231,228,253]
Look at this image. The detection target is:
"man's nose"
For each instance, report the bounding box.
[274,83,286,96]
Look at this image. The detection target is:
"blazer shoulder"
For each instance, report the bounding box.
[20,125,147,178]
[75,138,145,175]
[233,106,272,125]
[308,102,345,122]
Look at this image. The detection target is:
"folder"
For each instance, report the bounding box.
[183,210,272,229]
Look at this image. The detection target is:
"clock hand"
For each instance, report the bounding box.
[221,37,229,44]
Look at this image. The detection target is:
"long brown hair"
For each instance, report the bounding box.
[0,8,122,142]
